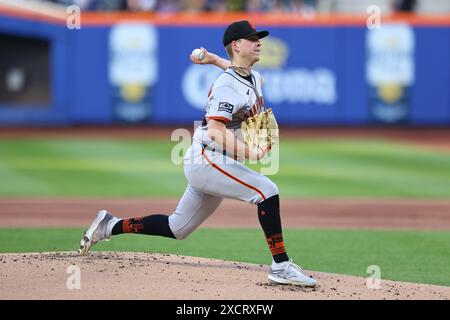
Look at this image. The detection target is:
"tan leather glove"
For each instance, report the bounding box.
[241,108,279,157]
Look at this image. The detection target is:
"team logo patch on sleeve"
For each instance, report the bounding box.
[218,102,234,114]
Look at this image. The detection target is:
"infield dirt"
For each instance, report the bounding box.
[1,252,449,300]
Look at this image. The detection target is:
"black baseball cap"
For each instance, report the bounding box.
[223,20,269,47]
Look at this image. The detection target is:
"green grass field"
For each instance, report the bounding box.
[1,138,449,198]
[1,137,449,286]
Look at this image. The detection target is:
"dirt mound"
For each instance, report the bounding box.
[0,252,448,300]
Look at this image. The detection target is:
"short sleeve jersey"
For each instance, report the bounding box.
[193,68,265,147]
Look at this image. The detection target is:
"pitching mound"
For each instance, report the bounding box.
[0,252,449,300]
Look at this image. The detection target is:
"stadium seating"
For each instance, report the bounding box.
[416,0,450,14]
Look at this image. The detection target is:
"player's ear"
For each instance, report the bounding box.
[232,40,240,53]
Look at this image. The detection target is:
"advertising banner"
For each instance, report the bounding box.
[0,12,448,126]
[109,23,158,123]
[366,24,415,124]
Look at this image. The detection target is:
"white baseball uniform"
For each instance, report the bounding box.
[168,68,278,239]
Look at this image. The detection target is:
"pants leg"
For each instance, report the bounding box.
[168,184,223,240]
[185,143,279,205]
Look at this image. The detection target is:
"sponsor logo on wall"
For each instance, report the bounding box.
[182,37,337,111]
[366,24,415,124]
[258,37,337,105]
[109,23,158,123]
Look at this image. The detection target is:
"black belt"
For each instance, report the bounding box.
[202,143,227,156]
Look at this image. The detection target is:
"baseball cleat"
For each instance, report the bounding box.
[79,210,120,256]
[268,259,317,287]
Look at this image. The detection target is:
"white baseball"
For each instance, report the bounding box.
[192,48,204,61]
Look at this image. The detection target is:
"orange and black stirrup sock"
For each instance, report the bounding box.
[257,194,289,263]
[111,214,176,239]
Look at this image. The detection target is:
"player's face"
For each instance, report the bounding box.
[238,36,261,64]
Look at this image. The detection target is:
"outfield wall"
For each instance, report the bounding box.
[0,10,449,126]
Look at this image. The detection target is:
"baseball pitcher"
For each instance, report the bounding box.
[79,20,316,287]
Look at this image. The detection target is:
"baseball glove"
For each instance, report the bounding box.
[241,108,279,153]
